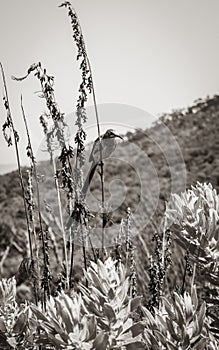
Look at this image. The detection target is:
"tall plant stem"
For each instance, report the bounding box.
[88,234,97,264]
[181,258,187,295]
[86,48,105,251]
[80,216,88,288]
[67,195,74,288]
[26,169,38,257]
[76,19,106,250]
[191,262,196,290]
[161,228,166,267]
[21,96,42,258]
[0,63,34,266]
[52,156,69,289]
[69,229,75,288]
[61,3,106,251]
[20,96,50,307]
[181,249,190,295]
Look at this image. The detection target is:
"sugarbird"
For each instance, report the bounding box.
[65,129,123,230]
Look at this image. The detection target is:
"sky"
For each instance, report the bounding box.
[0,0,219,170]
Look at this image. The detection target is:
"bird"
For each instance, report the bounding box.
[65,129,123,230]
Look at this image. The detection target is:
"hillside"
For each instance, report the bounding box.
[88,95,219,231]
[0,94,219,291]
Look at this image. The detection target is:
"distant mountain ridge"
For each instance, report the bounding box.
[0,163,18,175]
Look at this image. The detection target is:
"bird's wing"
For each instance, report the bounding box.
[89,136,101,163]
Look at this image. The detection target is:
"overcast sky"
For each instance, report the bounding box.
[0,0,219,169]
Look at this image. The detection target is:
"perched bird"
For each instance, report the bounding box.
[65,129,123,230]
[82,129,123,196]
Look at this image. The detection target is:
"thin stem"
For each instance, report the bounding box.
[181,249,191,295]
[191,262,196,290]
[161,228,166,267]
[0,63,34,265]
[88,235,97,264]
[0,244,11,275]
[68,195,74,288]
[52,156,69,289]
[86,43,105,251]
[21,96,49,308]
[21,97,40,251]
[69,231,75,288]
[26,169,38,258]
[68,144,80,287]
[80,215,88,288]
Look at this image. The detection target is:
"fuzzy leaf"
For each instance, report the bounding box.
[184,292,193,321]
[108,288,115,300]
[103,303,116,323]
[191,336,206,350]
[166,317,179,342]
[130,296,142,312]
[0,319,6,333]
[92,331,108,350]
[191,285,198,310]
[31,305,49,322]
[123,322,144,337]
[55,298,74,333]
[162,298,176,321]
[173,293,185,326]
[86,316,97,341]
[197,302,206,334]
[126,341,146,350]
[13,313,27,334]
[141,306,156,327]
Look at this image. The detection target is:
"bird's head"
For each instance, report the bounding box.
[104,129,123,140]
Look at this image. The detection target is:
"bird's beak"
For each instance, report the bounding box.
[114,133,123,140]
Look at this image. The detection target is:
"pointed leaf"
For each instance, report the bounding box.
[92,331,108,350]
[86,315,97,341]
[126,341,146,350]
[130,296,142,312]
[0,319,6,333]
[103,303,116,323]
[13,313,27,334]
[123,322,144,337]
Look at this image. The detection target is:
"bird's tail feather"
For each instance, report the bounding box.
[65,161,97,230]
[81,161,97,197]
